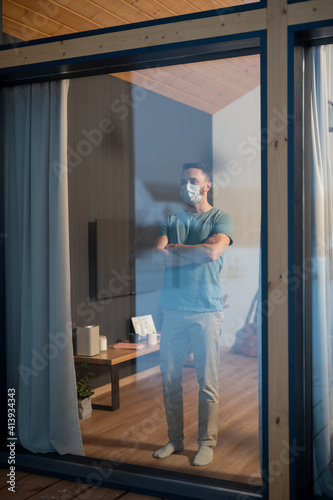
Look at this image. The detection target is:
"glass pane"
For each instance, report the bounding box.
[68,54,262,487]
[2,0,260,44]
[307,44,333,497]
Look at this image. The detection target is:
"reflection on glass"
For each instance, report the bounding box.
[65,55,261,487]
[133,59,261,483]
[151,162,233,466]
[308,45,333,497]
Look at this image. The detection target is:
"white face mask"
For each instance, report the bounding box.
[180,183,204,206]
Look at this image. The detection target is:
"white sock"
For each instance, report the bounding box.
[192,446,214,466]
[153,441,184,459]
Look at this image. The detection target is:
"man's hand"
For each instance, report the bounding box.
[166,234,219,253]
[165,233,230,265]
[165,243,178,251]
[152,236,189,266]
[205,234,220,245]
[153,233,230,267]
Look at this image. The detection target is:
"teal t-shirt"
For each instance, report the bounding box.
[157,208,233,312]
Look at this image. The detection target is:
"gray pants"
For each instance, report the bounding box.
[160,309,224,447]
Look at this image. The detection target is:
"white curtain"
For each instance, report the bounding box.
[4,81,84,455]
[310,45,333,497]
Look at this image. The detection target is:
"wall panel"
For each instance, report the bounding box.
[68,74,135,350]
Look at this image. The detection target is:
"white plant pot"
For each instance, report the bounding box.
[78,396,92,421]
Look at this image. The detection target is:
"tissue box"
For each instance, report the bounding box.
[75,326,100,356]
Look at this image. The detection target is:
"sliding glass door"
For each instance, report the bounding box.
[66,54,263,489]
[304,44,333,498]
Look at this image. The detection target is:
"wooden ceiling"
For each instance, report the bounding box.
[114,55,259,114]
[2,0,260,114]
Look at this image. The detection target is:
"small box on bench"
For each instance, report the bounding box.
[75,326,100,356]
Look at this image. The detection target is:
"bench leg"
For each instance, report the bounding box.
[91,365,120,412]
[111,365,120,411]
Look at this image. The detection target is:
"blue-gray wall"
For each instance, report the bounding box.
[132,86,212,331]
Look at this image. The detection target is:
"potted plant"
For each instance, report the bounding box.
[76,362,95,421]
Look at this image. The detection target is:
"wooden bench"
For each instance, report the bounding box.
[74,342,160,411]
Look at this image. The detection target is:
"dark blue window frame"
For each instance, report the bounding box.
[288,0,311,4]
[288,17,333,500]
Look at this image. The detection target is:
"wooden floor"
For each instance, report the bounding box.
[81,348,261,486]
[0,350,260,500]
[0,468,163,500]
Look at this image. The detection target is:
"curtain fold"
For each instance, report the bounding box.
[5,80,84,455]
[310,45,333,497]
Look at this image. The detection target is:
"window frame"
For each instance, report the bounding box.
[288,19,333,500]
[0,20,268,500]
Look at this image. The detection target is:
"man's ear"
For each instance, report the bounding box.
[205,181,212,192]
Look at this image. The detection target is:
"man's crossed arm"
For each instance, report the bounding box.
[152,233,230,267]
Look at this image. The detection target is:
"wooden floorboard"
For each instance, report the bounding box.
[81,349,261,486]
[0,468,162,500]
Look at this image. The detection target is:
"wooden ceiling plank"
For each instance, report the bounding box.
[111,71,132,83]
[135,57,260,110]
[201,56,260,79]
[203,58,260,86]
[2,16,46,39]
[147,64,243,99]
[188,62,259,96]
[150,0,200,16]
[51,0,129,26]
[12,0,147,32]
[3,3,50,37]
[120,0,180,19]
[185,0,225,10]
[75,10,127,28]
[111,57,259,105]
[128,72,221,113]
[6,0,103,36]
[213,55,260,79]
[188,0,255,9]
[3,1,78,38]
[228,55,260,72]
[77,0,152,24]
[130,67,240,107]
[115,69,212,106]
[206,53,258,69]
[161,60,258,92]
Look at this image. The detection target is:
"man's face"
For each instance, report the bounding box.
[181,168,211,195]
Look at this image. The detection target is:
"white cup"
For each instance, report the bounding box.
[147,332,161,346]
[99,335,108,352]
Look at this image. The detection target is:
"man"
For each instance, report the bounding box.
[152,162,233,466]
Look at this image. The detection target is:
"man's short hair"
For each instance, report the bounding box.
[182,162,212,181]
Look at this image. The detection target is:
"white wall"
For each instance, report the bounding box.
[213,86,261,346]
